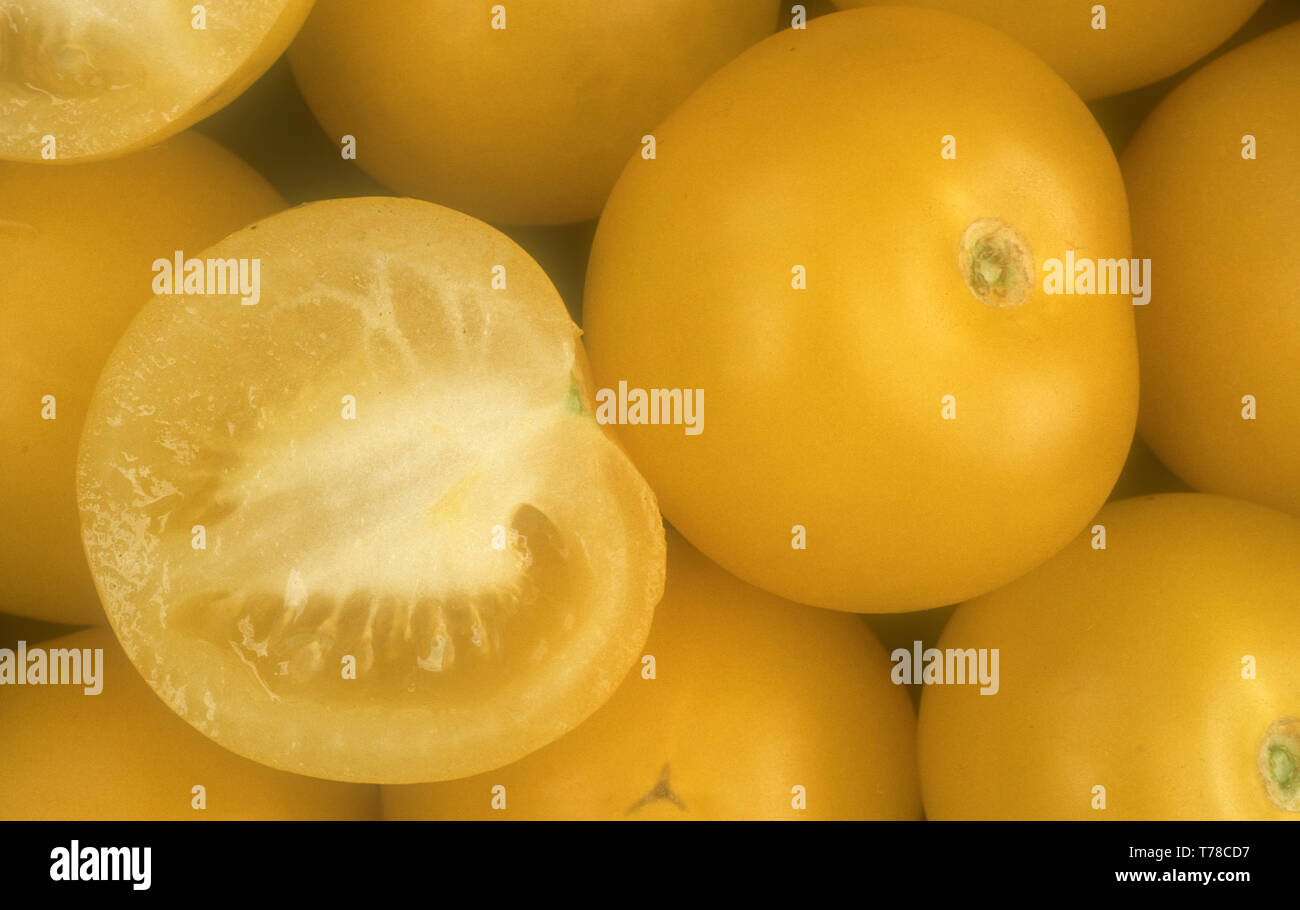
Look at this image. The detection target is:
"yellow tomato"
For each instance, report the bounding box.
[919,494,1300,820]
[0,628,380,820]
[287,0,780,224]
[1122,21,1300,517]
[832,0,1263,99]
[0,0,315,162]
[76,197,666,784]
[383,530,921,820]
[584,7,1137,613]
[0,132,284,625]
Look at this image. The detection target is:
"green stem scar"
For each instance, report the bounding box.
[565,375,588,417]
[1258,717,1300,811]
[958,218,1034,307]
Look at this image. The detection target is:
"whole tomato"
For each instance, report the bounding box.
[1123,21,1300,517]
[289,0,780,224]
[831,0,1263,99]
[920,494,1300,820]
[584,7,1138,613]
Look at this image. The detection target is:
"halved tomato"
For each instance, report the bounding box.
[76,197,666,783]
[0,0,315,162]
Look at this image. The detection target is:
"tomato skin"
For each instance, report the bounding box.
[0,134,284,625]
[584,7,1137,613]
[832,0,1264,99]
[919,494,1300,820]
[288,0,780,225]
[1122,21,1300,518]
[0,628,380,820]
[382,530,921,821]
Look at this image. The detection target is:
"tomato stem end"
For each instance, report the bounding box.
[1259,717,1300,812]
[957,218,1033,308]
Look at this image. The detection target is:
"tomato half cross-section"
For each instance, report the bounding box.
[583,7,1138,613]
[75,197,666,784]
[0,0,316,162]
[1122,20,1300,518]
[382,529,921,820]
[919,494,1300,820]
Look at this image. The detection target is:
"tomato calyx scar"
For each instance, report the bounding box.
[958,218,1033,308]
[1258,717,1300,812]
[626,763,686,815]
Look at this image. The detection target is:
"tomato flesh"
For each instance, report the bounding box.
[77,197,666,783]
[0,0,315,162]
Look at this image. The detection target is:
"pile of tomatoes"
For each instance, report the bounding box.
[2,1,1297,821]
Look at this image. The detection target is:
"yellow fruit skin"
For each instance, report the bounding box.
[288,0,780,224]
[919,494,1300,820]
[0,132,284,625]
[584,7,1137,613]
[0,628,380,820]
[383,530,921,821]
[1122,21,1300,518]
[832,0,1264,99]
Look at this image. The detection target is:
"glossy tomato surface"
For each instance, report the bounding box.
[920,494,1300,819]
[288,0,780,224]
[584,7,1137,613]
[832,0,1263,99]
[1123,21,1300,517]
